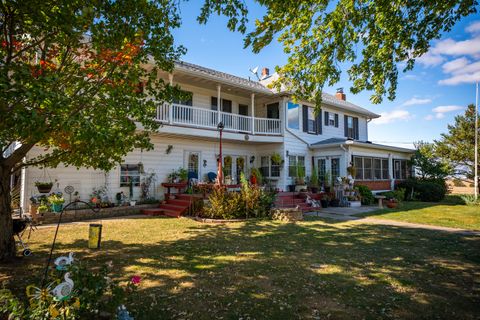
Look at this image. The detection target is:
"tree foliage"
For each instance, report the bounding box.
[240,0,477,108]
[411,141,452,180]
[435,104,479,181]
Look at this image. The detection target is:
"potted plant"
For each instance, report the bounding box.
[323,170,331,193]
[29,196,39,215]
[178,167,188,183]
[295,164,305,186]
[38,204,49,214]
[35,181,53,193]
[347,165,357,178]
[330,194,340,207]
[386,198,399,208]
[271,152,283,165]
[320,193,330,208]
[48,193,65,213]
[309,167,319,193]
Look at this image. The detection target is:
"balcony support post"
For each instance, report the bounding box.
[168,73,174,124]
[217,84,221,125]
[251,93,255,135]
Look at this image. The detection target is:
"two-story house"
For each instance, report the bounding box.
[19,61,413,209]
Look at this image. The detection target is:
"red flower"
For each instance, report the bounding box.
[131,275,141,285]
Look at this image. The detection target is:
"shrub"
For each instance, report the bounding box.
[380,188,405,202]
[442,195,467,205]
[355,185,374,205]
[460,194,480,206]
[416,181,446,202]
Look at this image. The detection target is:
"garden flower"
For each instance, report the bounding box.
[131,275,141,285]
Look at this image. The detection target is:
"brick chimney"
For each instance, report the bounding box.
[335,87,346,101]
[261,67,269,78]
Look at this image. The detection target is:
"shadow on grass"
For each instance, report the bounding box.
[2,218,480,319]
[353,201,443,218]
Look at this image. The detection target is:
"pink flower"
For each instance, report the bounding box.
[131,275,141,285]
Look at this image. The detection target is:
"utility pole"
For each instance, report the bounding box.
[475,82,478,200]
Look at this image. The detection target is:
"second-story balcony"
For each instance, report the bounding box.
[156,103,282,136]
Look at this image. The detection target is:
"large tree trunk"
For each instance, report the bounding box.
[0,164,15,261]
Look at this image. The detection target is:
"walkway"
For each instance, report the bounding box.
[305,208,480,236]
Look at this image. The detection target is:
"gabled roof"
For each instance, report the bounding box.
[174,61,272,94]
[320,92,380,119]
[311,138,414,153]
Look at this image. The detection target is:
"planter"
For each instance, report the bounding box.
[287,185,296,192]
[51,203,63,213]
[349,201,361,207]
[330,199,340,207]
[29,204,39,215]
[130,200,137,207]
[386,200,398,209]
[36,185,53,193]
[320,200,329,208]
[324,186,331,193]
[310,187,319,193]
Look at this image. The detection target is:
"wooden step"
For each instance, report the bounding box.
[167,199,191,206]
[141,208,165,216]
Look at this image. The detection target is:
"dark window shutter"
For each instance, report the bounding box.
[302,105,308,132]
[211,97,218,111]
[324,111,329,126]
[353,117,359,139]
[344,115,348,137]
[316,110,322,135]
[334,114,339,127]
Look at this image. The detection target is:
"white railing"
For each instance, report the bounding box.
[255,118,282,135]
[155,103,282,136]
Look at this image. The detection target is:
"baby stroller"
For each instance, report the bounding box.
[13,216,35,256]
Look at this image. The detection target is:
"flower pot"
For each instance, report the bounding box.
[349,201,361,207]
[386,200,398,209]
[320,200,329,208]
[330,199,340,207]
[130,200,136,206]
[36,185,52,193]
[250,176,257,185]
[51,203,63,213]
[29,204,39,215]
[310,187,319,193]
[287,185,295,192]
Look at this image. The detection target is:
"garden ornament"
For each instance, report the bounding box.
[51,272,74,301]
[54,252,74,270]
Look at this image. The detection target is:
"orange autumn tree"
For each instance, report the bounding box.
[0,0,248,260]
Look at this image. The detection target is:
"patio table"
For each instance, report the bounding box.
[374,195,386,208]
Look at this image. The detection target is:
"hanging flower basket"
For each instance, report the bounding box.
[35,182,53,194]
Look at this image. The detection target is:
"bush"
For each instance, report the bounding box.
[442,195,467,205]
[355,185,374,205]
[416,181,446,202]
[460,194,480,206]
[202,174,276,219]
[380,188,405,202]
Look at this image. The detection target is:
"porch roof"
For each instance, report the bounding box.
[311,138,414,153]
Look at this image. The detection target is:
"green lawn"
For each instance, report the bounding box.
[356,201,480,230]
[1,216,479,319]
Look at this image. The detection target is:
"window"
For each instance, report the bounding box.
[331,158,340,181]
[288,155,305,178]
[307,108,315,133]
[317,158,326,181]
[120,164,140,187]
[239,104,248,116]
[344,115,359,139]
[394,159,409,180]
[353,156,390,180]
[261,156,281,178]
[173,90,192,106]
[223,155,232,180]
[267,103,279,119]
[328,113,335,126]
[287,102,300,129]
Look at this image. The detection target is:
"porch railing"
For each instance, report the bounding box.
[156,103,282,136]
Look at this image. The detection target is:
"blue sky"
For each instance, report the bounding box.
[173,2,480,148]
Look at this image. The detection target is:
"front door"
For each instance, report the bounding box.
[223,155,247,184]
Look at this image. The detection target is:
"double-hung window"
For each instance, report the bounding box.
[120,164,141,187]
[393,159,409,180]
[353,156,390,180]
[288,155,305,178]
[307,108,316,133]
[260,156,281,178]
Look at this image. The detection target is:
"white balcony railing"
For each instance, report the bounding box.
[156,103,282,136]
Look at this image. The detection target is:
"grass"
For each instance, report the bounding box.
[1,216,480,319]
[356,201,480,230]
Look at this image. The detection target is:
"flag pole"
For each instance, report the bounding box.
[475,82,478,200]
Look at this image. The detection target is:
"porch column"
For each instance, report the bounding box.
[389,153,394,190]
[168,73,173,124]
[217,84,221,125]
[251,93,255,135]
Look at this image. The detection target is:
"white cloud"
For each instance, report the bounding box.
[432,105,464,113]
[401,97,432,107]
[442,57,470,73]
[435,113,445,119]
[438,70,480,85]
[424,114,434,121]
[416,51,444,67]
[372,110,412,125]
[466,21,480,34]
[432,36,480,56]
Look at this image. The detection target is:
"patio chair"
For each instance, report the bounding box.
[207,172,217,183]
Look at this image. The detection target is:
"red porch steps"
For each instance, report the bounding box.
[275,192,321,212]
[142,194,202,218]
